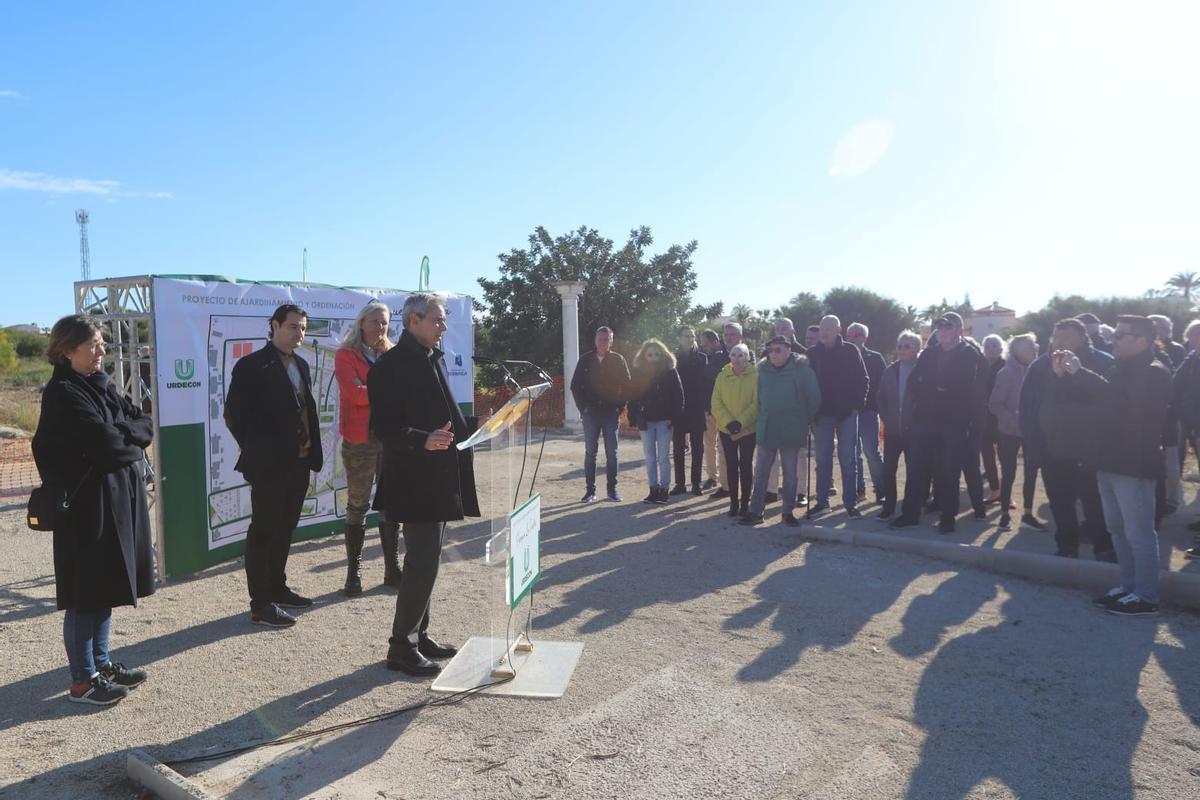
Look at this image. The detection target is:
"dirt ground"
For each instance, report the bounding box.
[2,433,1199,799]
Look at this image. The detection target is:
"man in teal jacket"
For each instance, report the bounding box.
[742,336,822,527]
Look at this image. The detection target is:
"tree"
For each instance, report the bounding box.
[777,292,824,333]
[1166,271,1200,302]
[730,304,753,325]
[822,287,918,357]
[476,225,698,373]
[1015,294,1193,351]
[0,330,16,373]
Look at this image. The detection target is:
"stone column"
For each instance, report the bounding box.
[553,281,587,431]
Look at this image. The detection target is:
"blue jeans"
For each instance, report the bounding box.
[640,421,673,488]
[63,607,112,683]
[751,446,800,515]
[856,410,883,498]
[1096,471,1160,603]
[815,414,859,508]
[582,410,620,494]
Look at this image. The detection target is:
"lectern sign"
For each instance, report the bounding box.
[508,494,541,609]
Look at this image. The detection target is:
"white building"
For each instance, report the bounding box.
[967,302,1017,340]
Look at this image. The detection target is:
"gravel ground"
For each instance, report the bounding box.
[2,434,1199,799]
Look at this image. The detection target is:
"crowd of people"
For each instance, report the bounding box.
[30,296,1199,707]
[570,310,1200,620]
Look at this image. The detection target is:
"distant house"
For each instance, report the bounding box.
[967,302,1017,340]
[6,324,41,335]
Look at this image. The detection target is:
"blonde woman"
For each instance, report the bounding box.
[627,338,684,504]
[334,301,398,595]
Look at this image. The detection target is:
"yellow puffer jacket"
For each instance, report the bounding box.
[710,361,758,440]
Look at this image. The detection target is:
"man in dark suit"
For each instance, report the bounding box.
[224,303,323,628]
[371,293,480,677]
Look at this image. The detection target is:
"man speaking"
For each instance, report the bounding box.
[370,292,479,677]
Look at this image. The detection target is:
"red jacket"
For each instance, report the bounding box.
[335,346,374,444]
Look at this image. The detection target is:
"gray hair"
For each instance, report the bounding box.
[1148,314,1173,338]
[401,292,446,329]
[846,322,869,339]
[1185,320,1200,340]
[341,300,394,351]
[819,314,841,330]
[1008,332,1038,358]
[896,330,922,351]
[773,318,795,332]
[723,322,743,335]
[982,333,1006,356]
[729,342,751,360]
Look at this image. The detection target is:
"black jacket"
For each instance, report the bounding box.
[1174,350,1200,430]
[860,347,886,412]
[224,342,323,481]
[570,350,631,417]
[702,348,730,412]
[877,360,918,438]
[1070,350,1172,480]
[369,330,480,523]
[673,347,709,433]
[1038,346,1116,460]
[1021,346,1113,466]
[908,339,985,429]
[808,336,868,420]
[627,365,685,430]
[33,365,155,611]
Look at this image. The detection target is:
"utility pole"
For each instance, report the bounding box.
[75,209,90,281]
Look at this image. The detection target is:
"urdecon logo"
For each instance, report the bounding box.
[167,358,201,389]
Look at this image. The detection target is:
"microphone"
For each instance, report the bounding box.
[471,355,499,364]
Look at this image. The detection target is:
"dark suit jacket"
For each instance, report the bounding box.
[369,329,480,522]
[877,360,917,438]
[224,342,323,482]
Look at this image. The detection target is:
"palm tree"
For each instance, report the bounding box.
[1166,271,1200,302]
[731,304,753,325]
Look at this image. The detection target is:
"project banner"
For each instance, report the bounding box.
[152,276,473,576]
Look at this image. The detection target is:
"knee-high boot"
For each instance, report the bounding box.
[379,520,403,589]
[342,524,366,597]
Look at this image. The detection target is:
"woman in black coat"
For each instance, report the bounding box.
[672,327,709,495]
[32,315,155,706]
[627,338,685,505]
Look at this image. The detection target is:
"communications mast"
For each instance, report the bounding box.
[75,209,91,281]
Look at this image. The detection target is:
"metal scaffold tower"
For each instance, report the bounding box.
[75,276,165,580]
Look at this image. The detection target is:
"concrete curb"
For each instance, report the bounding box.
[127,749,217,800]
[803,524,1200,612]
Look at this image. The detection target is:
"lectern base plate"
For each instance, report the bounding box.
[430,637,583,699]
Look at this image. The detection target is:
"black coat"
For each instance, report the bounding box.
[673,347,709,433]
[223,342,323,481]
[33,365,155,611]
[860,347,886,412]
[1071,350,1172,480]
[369,330,480,522]
[701,348,729,413]
[627,365,684,430]
[877,360,918,438]
[1174,350,1200,430]
[570,350,631,417]
[908,339,985,429]
[808,336,868,420]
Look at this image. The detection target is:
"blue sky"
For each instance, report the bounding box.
[2,1,1198,329]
